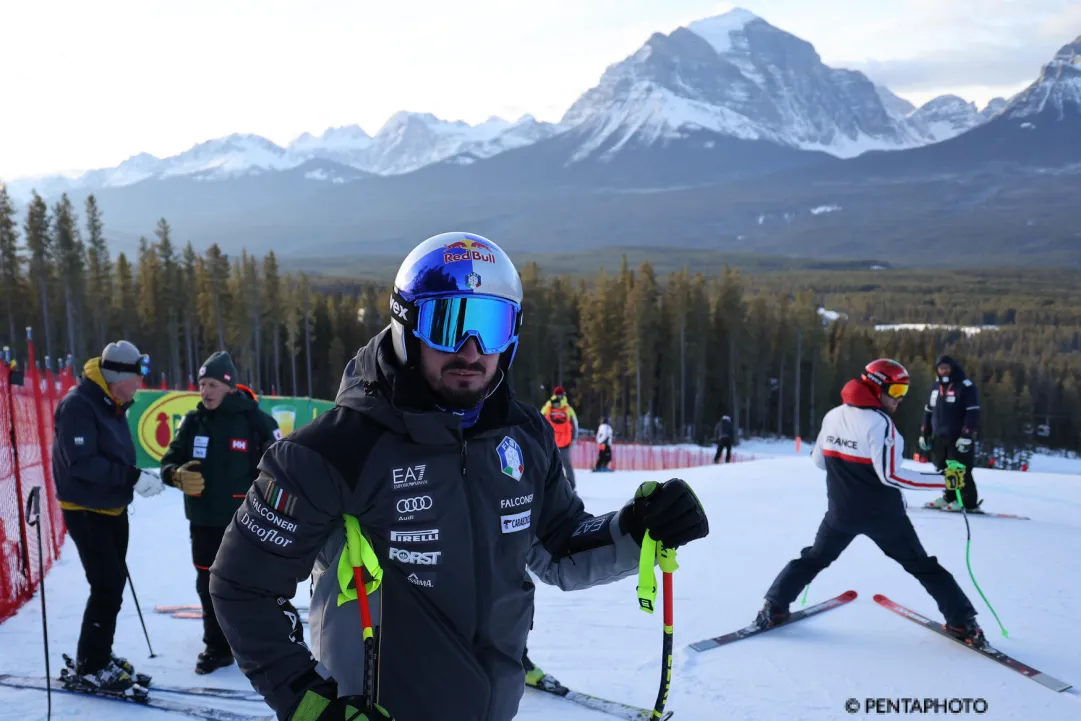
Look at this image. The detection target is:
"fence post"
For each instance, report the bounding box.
[9,334,32,589]
[26,330,56,562]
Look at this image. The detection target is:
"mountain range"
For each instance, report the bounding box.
[4,9,1080,267]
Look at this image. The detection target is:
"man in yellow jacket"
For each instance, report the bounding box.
[541,386,578,489]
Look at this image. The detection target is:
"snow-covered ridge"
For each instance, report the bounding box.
[4,113,566,199]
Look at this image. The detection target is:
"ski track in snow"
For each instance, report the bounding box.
[1,456,1079,720]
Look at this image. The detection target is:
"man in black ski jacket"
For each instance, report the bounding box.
[52,341,165,691]
[919,355,981,510]
[209,232,710,721]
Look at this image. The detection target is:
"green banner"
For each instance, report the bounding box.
[128,390,334,469]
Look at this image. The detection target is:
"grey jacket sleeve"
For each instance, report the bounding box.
[526,445,641,591]
[209,440,350,718]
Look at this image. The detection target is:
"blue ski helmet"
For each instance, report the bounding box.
[390,232,524,369]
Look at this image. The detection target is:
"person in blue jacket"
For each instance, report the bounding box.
[52,341,165,691]
[919,355,982,511]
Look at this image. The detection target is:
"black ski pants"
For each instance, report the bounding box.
[765,513,976,625]
[191,523,231,654]
[714,439,732,463]
[64,509,129,674]
[595,444,612,470]
[931,436,979,509]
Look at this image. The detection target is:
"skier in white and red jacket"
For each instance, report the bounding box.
[753,359,986,648]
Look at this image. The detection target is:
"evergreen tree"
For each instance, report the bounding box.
[84,195,113,350]
[24,192,54,362]
[0,184,22,353]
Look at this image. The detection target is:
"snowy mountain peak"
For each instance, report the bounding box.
[905,95,983,143]
[876,85,917,121]
[1003,35,1081,120]
[980,97,1008,119]
[290,125,371,151]
[685,8,764,55]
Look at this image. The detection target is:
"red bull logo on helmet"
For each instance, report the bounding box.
[443,237,496,265]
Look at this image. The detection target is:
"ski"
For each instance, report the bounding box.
[873,594,1072,692]
[687,590,858,652]
[917,504,1030,520]
[156,604,308,613]
[0,674,274,721]
[168,610,308,624]
[528,674,673,720]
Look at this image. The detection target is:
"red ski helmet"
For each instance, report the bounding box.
[861,358,910,399]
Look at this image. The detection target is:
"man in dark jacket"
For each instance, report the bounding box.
[713,414,734,463]
[52,341,165,691]
[919,355,981,511]
[161,351,289,674]
[209,232,710,721]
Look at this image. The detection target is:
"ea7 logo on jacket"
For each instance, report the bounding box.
[230,438,249,452]
[825,435,858,450]
[389,548,441,565]
[392,464,427,489]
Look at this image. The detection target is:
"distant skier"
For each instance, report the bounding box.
[754,359,986,648]
[594,416,614,471]
[713,414,734,463]
[541,385,579,488]
[920,355,982,511]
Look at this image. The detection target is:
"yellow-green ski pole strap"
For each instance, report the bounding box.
[638,531,659,613]
[336,514,384,607]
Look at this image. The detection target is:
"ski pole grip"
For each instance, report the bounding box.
[26,486,41,526]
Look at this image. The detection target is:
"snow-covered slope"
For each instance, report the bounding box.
[1,457,1078,720]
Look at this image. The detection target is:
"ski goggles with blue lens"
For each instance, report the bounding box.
[411,295,521,355]
[102,354,151,378]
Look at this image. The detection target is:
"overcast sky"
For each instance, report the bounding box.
[2,0,1077,179]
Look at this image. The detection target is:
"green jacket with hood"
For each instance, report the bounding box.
[209,329,643,721]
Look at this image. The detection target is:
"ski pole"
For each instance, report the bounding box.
[800,583,811,606]
[342,515,384,709]
[124,566,157,658]
[26,487,51,721]
[637,531,677,720]
[947,461,1008,638]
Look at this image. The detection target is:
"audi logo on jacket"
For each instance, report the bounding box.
[209,331,642,721]
[813,380,945,522]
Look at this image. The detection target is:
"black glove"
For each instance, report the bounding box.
[291,688,393,721]
[619,479,709,548]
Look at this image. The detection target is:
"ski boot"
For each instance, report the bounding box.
[195,647,235,675]
[926,496,951,510]
[111,652,152,687]
[944,617,987,649]
[523,652,567,694]
[60,655,149,701]
[754,599,791,630]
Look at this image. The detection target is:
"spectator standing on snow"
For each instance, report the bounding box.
[920,354,982,511]
[541,385,579,488]
[713,414,734,463]
[161,351,295,674]
[594,416,614,471]
[52,341,165,691]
